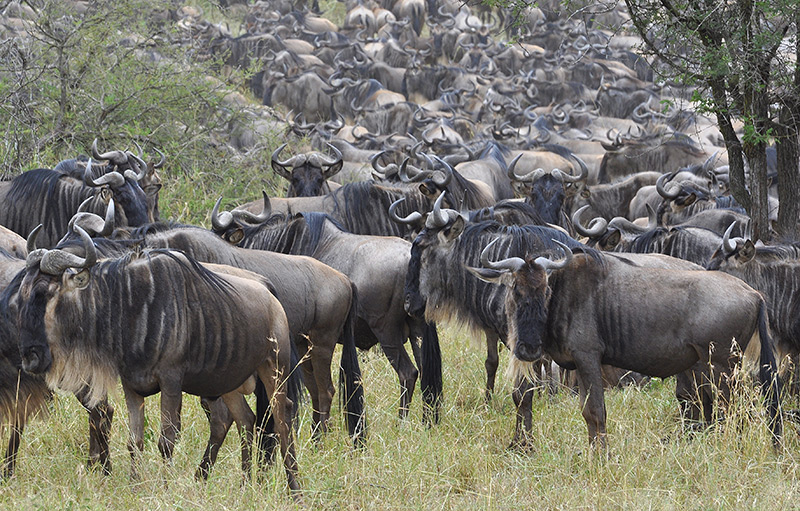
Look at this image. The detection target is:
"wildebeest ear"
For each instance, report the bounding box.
[739,240,756,263]
[683,193,697,206]
[443,215,465,241]
[465,265,506,285]
[100,188,113,202]
[580,188,591,199]
[418,183,435,197]
[66,268,91,289]
[226,228,245,245]
[604,230,621,249]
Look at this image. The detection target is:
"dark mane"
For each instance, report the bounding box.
[329,181,428,238]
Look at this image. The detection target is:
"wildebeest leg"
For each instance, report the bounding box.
[196,396,233,480]
[510,373,534,450]
[485,332,500,402]
[307,332,336,439]
[294,337,323,439]
[2,421,22,479]
[574,355,607,450]
[220,391,256,479]
[675,370,711,431]
[74,388,114,475]
[123,386,145,480]
[256,363,299,493]
[157,385,183,463]
[378,329,419,419]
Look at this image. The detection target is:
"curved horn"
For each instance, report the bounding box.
[388,198,423,224]
[507,153,545,182]
[123,152,147,181]
[427,191,450,228]
[65,199,116,240]
[40,225,97,275]
[533,240,573,271]
[370,151,396,177]
[721,222,742,255]
[431,156,454,186]
[656,171,681,200]
[91,138,128,165]
[26,224,44,254]
[153,147,166,169]
[231,191,273,224]
[398,158,428,183]
[211,197,234,231]
[319,143,343,179]
[77,196,94,213]
[83,158,125,188]
[270,143,295,179]
[572,205,608,237]
[480,238,525,272]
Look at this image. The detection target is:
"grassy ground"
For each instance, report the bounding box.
[1,325,798,510]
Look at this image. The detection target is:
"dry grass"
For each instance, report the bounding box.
[1,325,799,510]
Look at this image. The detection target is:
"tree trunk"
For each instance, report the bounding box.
[775,106,800,241]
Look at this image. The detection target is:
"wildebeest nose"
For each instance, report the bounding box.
[514,342,542,362]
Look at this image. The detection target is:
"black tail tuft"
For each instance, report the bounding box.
[757,300,782,447]
[420,321,442,426]
[254,378,276,467]
[338,283,367,447]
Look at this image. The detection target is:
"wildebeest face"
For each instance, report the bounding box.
[288,166,327,197]
[526,175,565,225]
[18,265,92,374]
[705,239,756,271]
[17,272,58,374]
[505,262,550,362]
[404,217,465,318]
[112,178,149,227]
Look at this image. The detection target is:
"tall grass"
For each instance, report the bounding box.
[1,325,798,510]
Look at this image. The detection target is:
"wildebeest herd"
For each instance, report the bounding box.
[0,0,797,496]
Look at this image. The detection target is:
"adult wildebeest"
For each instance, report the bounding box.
[707,225,800,371]
[470,240,782,448]
[18,226,300,490]
[271,143,344,197]
[211,205,442,423]
[399,193,587,445]
[0,157,149,248]
[122,222,366,445]
[233,183,432,240]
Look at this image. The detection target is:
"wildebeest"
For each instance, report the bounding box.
[18,226,300,489]
[707,225,800,370]
[400,193,587,445]
[0,157,149,248]
[211,205,442,422]
[122,221,366,444]
[271,143,344,197]
[233,183,432,240]
[470,240,782,448]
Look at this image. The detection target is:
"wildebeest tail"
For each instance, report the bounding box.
[339,282,367,447]
[255,338,304,465]
[756,299,782,446]
[420,321,442,426]
[254,377,276,466]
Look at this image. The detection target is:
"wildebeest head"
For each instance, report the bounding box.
[85,142,150,227]
[705,222,756,271]
[399,192,465,319]
[18,225,97,374]
[507,153,587,225]
[467,239,572,362]
[271,143,343,197]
